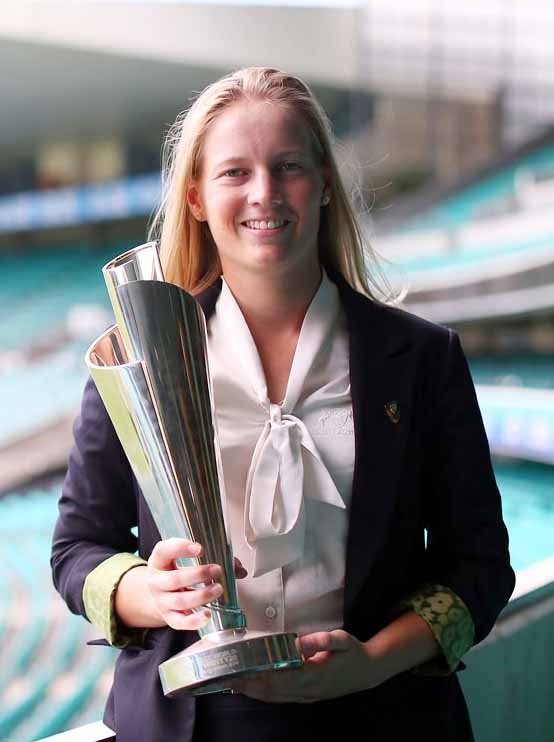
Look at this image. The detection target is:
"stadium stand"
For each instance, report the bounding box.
[399,142,554,232]
[470,356,554,389]
[495,461,554,572]
[376,135,554,286]
[0,344,90,446]
[0,486,116,742]
[0,246,115,352]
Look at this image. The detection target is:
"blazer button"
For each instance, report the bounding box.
[265,605,277,619]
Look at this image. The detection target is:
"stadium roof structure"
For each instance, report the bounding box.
[0,1,359,153]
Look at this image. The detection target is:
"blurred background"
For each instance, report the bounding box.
[1,1,553,740]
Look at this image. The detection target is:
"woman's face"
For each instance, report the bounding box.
[188,99,327,283]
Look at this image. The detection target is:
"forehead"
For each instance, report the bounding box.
[201,99,315,166]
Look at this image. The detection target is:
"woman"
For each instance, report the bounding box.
[52,67,515,741]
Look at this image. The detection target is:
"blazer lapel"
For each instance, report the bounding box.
[194,278,222,319]
[335,279,414,618]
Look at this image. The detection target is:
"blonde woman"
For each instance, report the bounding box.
[52,67,514,742]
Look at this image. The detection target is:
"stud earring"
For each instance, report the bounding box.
[321,194,330,206]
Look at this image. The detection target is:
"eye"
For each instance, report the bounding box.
[277,161,302,173]
[223,168,247,178]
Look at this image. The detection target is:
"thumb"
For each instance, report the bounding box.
[299,630,352,658]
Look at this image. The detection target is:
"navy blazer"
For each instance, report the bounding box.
[51,273,515,741]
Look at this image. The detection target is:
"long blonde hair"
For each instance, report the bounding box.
[149,66,387,299]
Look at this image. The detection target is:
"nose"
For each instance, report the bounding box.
[247,169,282,206]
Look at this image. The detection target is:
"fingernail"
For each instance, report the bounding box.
[190,543,202,555]
[209,565,222,579]
[209,583,224,597]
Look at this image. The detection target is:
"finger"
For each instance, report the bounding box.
[298,632,332,658]
[160,582,224,613]
[164,608,213,631]
[148,538,203,570]
[149,563,222,592]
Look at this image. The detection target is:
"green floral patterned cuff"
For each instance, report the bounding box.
[83,552,148,648]
[400,584,475,676]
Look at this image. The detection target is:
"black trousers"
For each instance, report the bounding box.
[195,695,319,741]
[192,684,474,742]
[193,693,346,742]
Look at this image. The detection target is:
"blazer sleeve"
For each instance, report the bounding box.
[83,552,147,646]
[50,376,139,619]
[423,329,515,646]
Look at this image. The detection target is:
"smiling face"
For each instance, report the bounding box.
[187,98,327,285]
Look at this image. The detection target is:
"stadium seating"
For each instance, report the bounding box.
[0,342,89,446]
[494,461,554,571]
[402,143,554,231]
[0,486,116,742]
[374,142,554,311]
[0,247,114,351]
[470,356,554,389]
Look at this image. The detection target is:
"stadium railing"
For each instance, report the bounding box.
[36,720,115,741]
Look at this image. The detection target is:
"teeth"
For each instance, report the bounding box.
[244,219,286,230]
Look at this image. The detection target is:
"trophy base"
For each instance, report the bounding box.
[159,628,302,697]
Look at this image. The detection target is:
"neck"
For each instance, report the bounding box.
[222,263,323,337]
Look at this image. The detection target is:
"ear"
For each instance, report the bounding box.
[187,183,205,222]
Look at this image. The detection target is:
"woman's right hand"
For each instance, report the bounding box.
[114,538,247,631]
[146,538,247,631]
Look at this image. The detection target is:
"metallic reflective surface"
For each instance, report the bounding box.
[86,242,302,695]
[160,630,302,697]
[103,241,164,357]
[87,324,193,547]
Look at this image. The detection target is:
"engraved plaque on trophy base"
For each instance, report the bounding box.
[160,629,302,696]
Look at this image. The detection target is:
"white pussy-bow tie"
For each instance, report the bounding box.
[244,402,345,577]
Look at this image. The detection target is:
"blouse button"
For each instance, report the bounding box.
[264,605,277,619]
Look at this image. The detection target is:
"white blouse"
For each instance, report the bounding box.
[207,271,355,636]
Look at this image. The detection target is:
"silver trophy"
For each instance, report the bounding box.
[85,241,302,697]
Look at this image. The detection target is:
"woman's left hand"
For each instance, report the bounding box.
[229,629,385,703]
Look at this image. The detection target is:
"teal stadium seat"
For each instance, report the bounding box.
[494,462,554,571]
[0,487,115,742]
[0,246,114,351]
[0,341,90,446]
[470,356,554,390]
[401,143,554,232]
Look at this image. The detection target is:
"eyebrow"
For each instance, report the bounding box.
[212,158,248,171]
[212,150,307,171]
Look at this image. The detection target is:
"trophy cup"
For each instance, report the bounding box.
[85,241,302,697]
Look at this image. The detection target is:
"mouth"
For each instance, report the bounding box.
[241,219,290,231]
